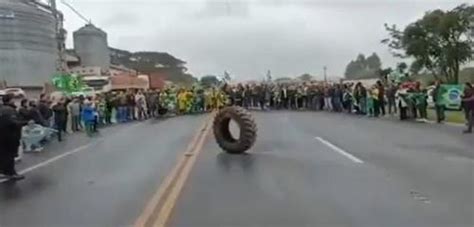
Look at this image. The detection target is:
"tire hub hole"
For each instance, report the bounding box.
[229,119,241,140]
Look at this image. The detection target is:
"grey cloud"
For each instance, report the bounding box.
[101,12,140,28]
[58,0,468,80]
[196,0,250,18]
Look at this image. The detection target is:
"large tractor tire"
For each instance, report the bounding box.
[213,106,257,154]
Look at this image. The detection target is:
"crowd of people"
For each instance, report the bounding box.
[0,87,226,180]
[220,80,473,133]
[1,79,473,181]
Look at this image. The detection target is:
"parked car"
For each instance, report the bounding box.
[4,88,26,98]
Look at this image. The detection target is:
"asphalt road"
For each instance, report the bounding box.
[0,115,206,227]
[169,111,474,227]
[1,111,473,227]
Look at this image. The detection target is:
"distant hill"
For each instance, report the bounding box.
[109,48,197,86]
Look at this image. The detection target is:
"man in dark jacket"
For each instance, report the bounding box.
[387,84,398,115]
[126,91,136,121]
[432,80,445,123]
[52,98,67,141]
[28,100,46,126]
[18,99,31,123]
[0,95,25,180]
[462,83,474,133]
[38,94,52,127]
[104,93,114,124]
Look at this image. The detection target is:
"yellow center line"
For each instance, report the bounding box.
[133,114,214,227]
[153,119,212,227]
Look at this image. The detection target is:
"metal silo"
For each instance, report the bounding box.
[73,23,110,69]
[0,0,58,87]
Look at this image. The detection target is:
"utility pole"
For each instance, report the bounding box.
[323,66,327,82]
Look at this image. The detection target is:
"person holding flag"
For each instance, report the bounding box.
[431,80,445,123]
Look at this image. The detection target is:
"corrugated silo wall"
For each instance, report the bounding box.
[73,29,110,69]
[0,1,57,87]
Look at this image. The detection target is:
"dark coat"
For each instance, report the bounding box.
[52,103,67,124]
[38,101,52,120]
[0,103,22,148]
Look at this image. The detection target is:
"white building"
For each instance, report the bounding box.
[68,64,136,77]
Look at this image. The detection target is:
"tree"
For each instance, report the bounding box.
[409,60,424,75]
[200,75,220,88]
[396,62,408,73]
[344,53,382,79]
[382,4,474,83]
[366,53,382,70]
[344,60,357,78]
[298,73,313,81]
[379,67,393,78]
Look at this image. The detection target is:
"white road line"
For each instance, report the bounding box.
[1,122,142,183]
[315,137,364,164]
[19,143,94,174]
[0,143,95,183]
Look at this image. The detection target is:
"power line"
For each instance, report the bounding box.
[60,0,90,24]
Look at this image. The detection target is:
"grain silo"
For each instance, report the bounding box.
[0,0,59,87]
[73,23,110,69]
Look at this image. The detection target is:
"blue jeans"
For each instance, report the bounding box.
[118,107,127,122]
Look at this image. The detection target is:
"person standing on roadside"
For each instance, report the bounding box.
[18,99,31,123]
[28,100,46,126]
[366,88,375,117]
[387,83,398,115]
[118,92,128,122]
[0,94,25,180]
[376,80,386,116]
[281,85,288,109]
[353,83,363,114]
[416,88,429,122]
[104,93,113,124]
[127,90,136,121]
[432,80,445,123]
[81,100,96,137]
[372,84,380,117]
[333,84,343,112]
[68,98,81,132]
[343,84,353,113]
[38,94,52,127]
[52,98,67,142]
[461,82,474,133]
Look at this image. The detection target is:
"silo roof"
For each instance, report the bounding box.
[0,0,52,16]
[73,23,107,36]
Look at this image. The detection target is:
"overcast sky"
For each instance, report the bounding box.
[56,0,467,80]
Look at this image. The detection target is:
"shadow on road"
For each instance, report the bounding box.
[216,152,256,173]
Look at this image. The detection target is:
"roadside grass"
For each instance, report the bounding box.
[427,109,466,124]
